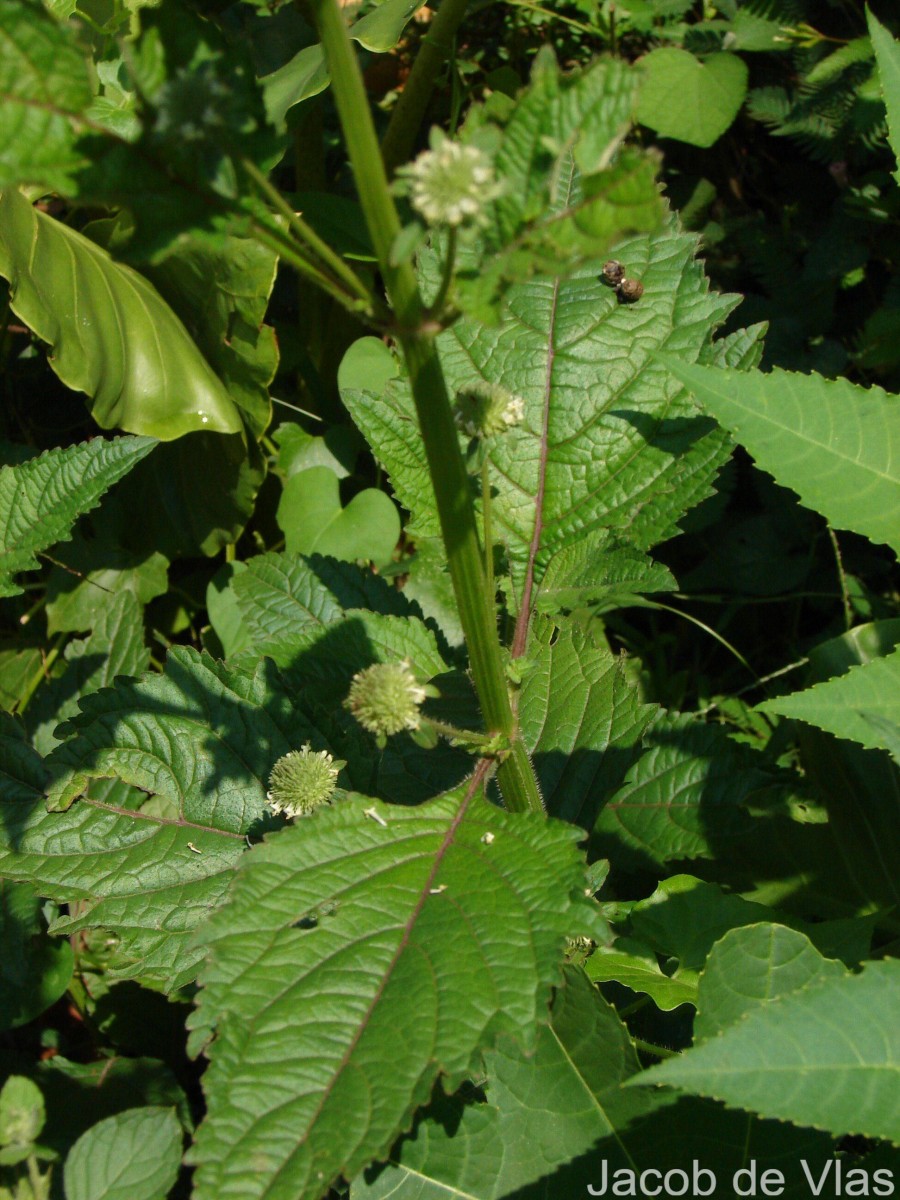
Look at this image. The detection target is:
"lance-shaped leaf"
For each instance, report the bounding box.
[635,959,900,1144]
[0,435,157,598]
[187,791,593,1200]
[660,357,900,556]
[342,229,761,618]
[869,11,900,185]
[0,189,243,440]
[758,645,900,754]
[0,0,93,192]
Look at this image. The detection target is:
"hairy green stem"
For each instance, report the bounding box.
[310,0,543,815]
[380,0,471,177]
[481,457,494,608]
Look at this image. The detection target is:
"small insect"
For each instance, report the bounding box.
[618,277,644,302]
[602,259,625,286]
[601,260,643,303]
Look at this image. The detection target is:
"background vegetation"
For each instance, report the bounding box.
[1,0,898,1197]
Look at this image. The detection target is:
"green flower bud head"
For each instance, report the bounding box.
[346,660,427,739]
[399,132,503,229]
[266,746,342,819]
[454,381,525,439]
[0,1076,45,1148]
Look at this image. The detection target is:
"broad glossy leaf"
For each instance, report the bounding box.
[594,713,765,869]
[344,227,754,611]
[519,620,657,831]
[695,924,847,1041]
[353,967,832,1200]
[140,229,280,439]
[0,0,92,191]
[661,357,900,555]
[869,11,900,184]
[636,50,748,147]
[0,190,243,439]
[277,467,401,565]
[187,791,594,1200]
[0,435,157,598]
[63,1107,182,1200]
[637,960,900,1144]
[759,645,900,753]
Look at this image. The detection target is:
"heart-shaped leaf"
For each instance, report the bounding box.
[636,50,748,147]
[277,467,400,565]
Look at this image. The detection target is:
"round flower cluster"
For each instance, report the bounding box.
[400,135,503,229]
[266,745,342,819]
[346,661,427,740]
[454,381,525,439]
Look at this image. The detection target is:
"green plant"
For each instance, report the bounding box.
[0,1,898,1198]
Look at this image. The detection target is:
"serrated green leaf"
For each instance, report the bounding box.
[0,436,157,598]
[0,1075,44,1148]
[353,966,833,1200]
[660,357,900,555]
[869,10,900,184]
[277,466,401,565]
[63,1107,182,1200]
[759,645,900,753]
[0,879,74,1032]
[0,189,244,440]
[636,50,748,147]
[0,649,353,990]
[0,0,92,192]
[594,713,764,868]
[344,227,749,607]
[519,621,657,830]
[30,590,150,754]
[187,792,593,1200]
[535,532,676,614]
[223,552,449,698]
[635,960,900,1144]
[695,924,847,1042]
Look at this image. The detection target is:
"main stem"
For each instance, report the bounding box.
[310,0,543,815]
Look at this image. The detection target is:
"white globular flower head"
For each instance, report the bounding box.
[401,133,503,229]
[266,745,342,819]
[346,660,427,738]
[454,381,525,439]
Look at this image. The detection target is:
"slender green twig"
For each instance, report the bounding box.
[309,0,543,815]
[18,634,64,715]
[827,525,853,632]
[380,0,472,177]
[242,156,376,310]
